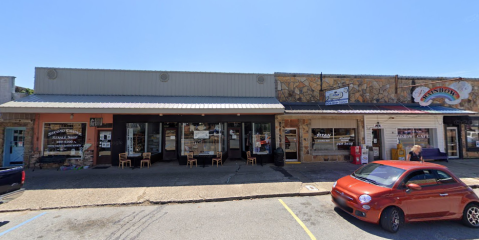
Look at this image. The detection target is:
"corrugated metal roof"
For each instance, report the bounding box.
[0,94,284,114]
[282,102,476,115]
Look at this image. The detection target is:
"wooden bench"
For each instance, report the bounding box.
[33,155,70,171]
[422,148,448,162]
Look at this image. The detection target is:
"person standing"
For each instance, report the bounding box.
[407,145,424,162]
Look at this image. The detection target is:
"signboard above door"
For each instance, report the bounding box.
[412,81,472,106]
[325,87,349,105]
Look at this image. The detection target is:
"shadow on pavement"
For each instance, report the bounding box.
[333,207,479,240]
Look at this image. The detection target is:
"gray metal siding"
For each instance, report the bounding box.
[34,68,275,97]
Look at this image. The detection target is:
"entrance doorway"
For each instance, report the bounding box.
[97,130,112,165]
[372,129,382,160]
[3,127,26,167]
[163,127,178,160]
[446,127,459,158]
[284,128,298,162]
[228,127,242,159]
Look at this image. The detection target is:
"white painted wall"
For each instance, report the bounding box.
[364,115,445,159]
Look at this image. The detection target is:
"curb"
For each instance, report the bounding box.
[1,184,477,214]
[0,191,331,213]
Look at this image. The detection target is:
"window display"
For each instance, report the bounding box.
[466,120,479,149]
[181,123,223,155]
[147,123,161,154]
[43,123,86,156]
[397,128,435,150]
[126,123,146,155]
[252,123,271,154]
[311,128,356,155]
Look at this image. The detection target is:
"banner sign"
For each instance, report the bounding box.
[325,87,349,105]
[412,81,472,106]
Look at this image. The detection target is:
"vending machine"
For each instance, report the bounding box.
[350,146,362,165]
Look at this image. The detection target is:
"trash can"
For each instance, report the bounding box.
[274,147,285,167]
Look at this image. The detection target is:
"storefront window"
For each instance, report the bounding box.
[126,123,146,155]
[43,123,86,156]
[311,128,356,154]
[466,120,479,149]
[252,123,272,154]
[180,123,223,155]
[398,128,435,150]
[147,123,161,154]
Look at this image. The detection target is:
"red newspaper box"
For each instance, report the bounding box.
[350,146,362,165]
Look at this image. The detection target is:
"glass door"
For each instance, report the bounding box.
[284,128,298,162]
[446,127,459,158]
[228,127,242,159]
[163,128,178,160]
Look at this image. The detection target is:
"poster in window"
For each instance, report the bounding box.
[194,131,209,139]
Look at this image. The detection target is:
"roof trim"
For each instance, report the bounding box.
[35,67,273,76]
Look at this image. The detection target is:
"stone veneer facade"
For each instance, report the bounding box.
[276,115,364,162]
[276,73,479,160]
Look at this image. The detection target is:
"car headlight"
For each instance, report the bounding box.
[359,194,371,204]
[332,181,337,188]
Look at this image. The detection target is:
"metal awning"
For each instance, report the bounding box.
[0,95,284,114]
[282,102,476,115]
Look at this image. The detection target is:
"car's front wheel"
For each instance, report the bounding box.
[380,207,401,233]
[463,203,479,228]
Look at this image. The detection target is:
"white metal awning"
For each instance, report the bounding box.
[0,95,285,114]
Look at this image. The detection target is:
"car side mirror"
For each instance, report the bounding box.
[406,183,422,192]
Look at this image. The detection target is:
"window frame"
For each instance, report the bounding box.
[42,122,88,157]
[311,127,356,155]
[465,119,479,152]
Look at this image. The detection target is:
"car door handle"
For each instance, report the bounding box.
[440,193,448,197]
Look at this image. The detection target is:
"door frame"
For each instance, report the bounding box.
[3,127,27,167]
[163,127,178,160]
[446,127,459,159]
[371,128,383,160]
[284,128,298,162]
[96,128,113,165]
[227,127,242,159]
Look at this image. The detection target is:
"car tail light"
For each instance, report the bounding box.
[22,171,25,184]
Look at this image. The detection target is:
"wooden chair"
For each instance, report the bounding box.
[246,151,256,165]
[119,153,132,169]
[212,152,223,167]
[186,152,197,168]
[141,152,151,168]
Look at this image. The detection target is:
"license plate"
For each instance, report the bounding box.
[335,196,347,207]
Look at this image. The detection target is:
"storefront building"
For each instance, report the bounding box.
[275,73,477,162]
[0,76,34,167]
[0,68,283,167]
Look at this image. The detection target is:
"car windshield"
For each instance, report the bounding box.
[352,163,405,188]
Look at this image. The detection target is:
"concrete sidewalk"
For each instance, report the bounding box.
[1,159,479,212]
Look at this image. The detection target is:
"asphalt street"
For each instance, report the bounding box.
[1,189,478,240]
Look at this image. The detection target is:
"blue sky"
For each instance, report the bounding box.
[1,0,478,88]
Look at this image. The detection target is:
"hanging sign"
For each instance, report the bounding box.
[412,81,472,106]
[325,87,349,105]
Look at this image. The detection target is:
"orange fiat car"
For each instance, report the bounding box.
[331,161,479,233]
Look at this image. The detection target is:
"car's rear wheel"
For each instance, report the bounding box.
[380,207,401,233]
[462,203,479,228]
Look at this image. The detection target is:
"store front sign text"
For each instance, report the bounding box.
[412,81,472,106]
